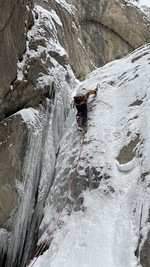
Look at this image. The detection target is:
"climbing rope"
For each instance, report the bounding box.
[27,130,86,267]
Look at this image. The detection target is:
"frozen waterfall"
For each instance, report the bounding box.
[4,69,77,267]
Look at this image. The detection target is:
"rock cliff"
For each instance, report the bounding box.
[0,0,34,120]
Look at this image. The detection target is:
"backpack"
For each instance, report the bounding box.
[74,95,88,105]
[74,88,88,105]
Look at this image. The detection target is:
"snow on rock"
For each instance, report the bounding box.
[130,0,150,8]
[17,108,40,128]
[54,0,76,14]
[126,0,150,16]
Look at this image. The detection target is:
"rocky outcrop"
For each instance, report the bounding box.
[140,231,150,267]
[0,0,34,235]
[70,0,150,72]
[0,114,28,226]
[36,0,150,80]
[0,0,34,120]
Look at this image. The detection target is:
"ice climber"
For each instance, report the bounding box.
[73,84,99,131]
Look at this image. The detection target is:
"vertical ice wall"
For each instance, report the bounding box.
[4,101,54,267]
[4,66,77,267]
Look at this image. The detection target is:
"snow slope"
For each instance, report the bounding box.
[127,0,150,15]
[130,0,150,8]
[27,41,150,267]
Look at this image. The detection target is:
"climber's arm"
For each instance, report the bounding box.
[88,84,100,95]
[88,89,97,95]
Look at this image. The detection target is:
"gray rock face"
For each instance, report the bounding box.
[0,0,34,120]
[71,0,150,69]
[140,231,150,267]
[0,114,28,226]
[35,0,150,80]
